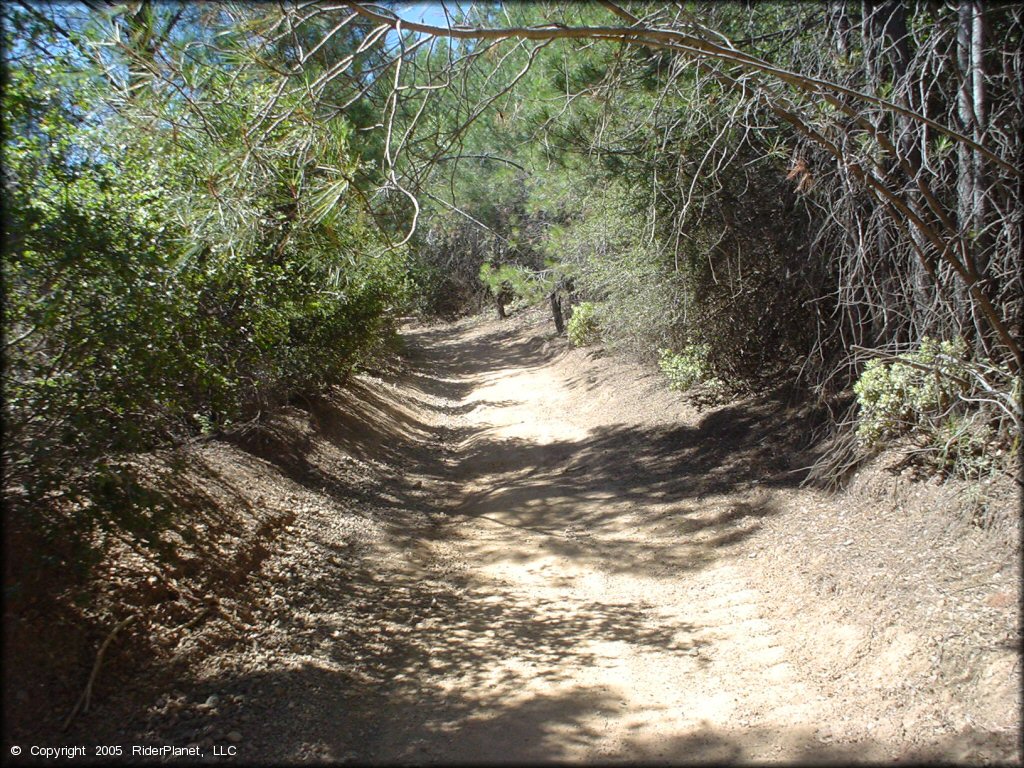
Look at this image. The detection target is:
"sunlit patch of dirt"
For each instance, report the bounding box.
[5,307,1019,764]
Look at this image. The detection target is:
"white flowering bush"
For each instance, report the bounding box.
[852,336,968,446]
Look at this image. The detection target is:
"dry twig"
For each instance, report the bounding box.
[62,614,138,731]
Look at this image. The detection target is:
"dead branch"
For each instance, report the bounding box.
[62,614,138,731]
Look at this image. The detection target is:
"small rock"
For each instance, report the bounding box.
[227,731,243,743]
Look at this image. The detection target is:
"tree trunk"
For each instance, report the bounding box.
[495,284,512,319]
[958,0,993,354]
[970,1,988,275]
[956,0,978,342]
[550,290,565,334]
[830,1,852,59]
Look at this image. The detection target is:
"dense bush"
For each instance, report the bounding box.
[658,346,723,392]
[849,337,1018,478]
[852,337,969,446]
[548,184,685,358]
[409,210,494,317]
[661,140,821,387]
[567,302,600,347]
[2,24,410,566]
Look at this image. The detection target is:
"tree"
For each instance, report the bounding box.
[2,1,411,570]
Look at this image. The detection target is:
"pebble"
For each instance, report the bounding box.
[227,730,243,742]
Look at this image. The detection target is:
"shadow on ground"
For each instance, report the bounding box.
[123,539,1021,764]
[20,317,1003,764]
[222,319,818,584]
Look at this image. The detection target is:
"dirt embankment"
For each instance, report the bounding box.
[4,309,1020,764]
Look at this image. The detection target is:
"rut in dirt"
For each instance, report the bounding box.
[125,316,1017,766]
[349,318,833,764]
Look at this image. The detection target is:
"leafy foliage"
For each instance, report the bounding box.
[479,261,552,310]
[658,346,723,393]
[2,5,410,570]
[851,335,1017,480]
[546,183,684,358]
[852,337,969,447]
[567,302,600,347]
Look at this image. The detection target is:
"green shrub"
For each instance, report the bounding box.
[658,345,725,392]
[1,40,410,576]
[479,262,551,307]
[567,302,601,346]
[852,336,969,446]
[546,183,684,359]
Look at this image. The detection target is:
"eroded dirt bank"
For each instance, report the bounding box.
[9,311,1020,764]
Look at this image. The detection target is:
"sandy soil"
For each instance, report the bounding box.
[8,309,1019,764]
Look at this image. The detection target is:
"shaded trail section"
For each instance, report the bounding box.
[353,318,852,763]
[85,314,1017,765]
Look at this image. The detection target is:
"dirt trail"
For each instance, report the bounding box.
[68,312,1017,764]
[375,319,833,762]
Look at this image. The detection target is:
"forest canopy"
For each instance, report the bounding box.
[3,1,1022,567]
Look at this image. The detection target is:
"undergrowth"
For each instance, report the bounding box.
[852,337,1017,481]
[567,302,601,347]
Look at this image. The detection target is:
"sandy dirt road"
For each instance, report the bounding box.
[321,316,873,765]
[365,321,824,762]
[98,313,1017,765]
